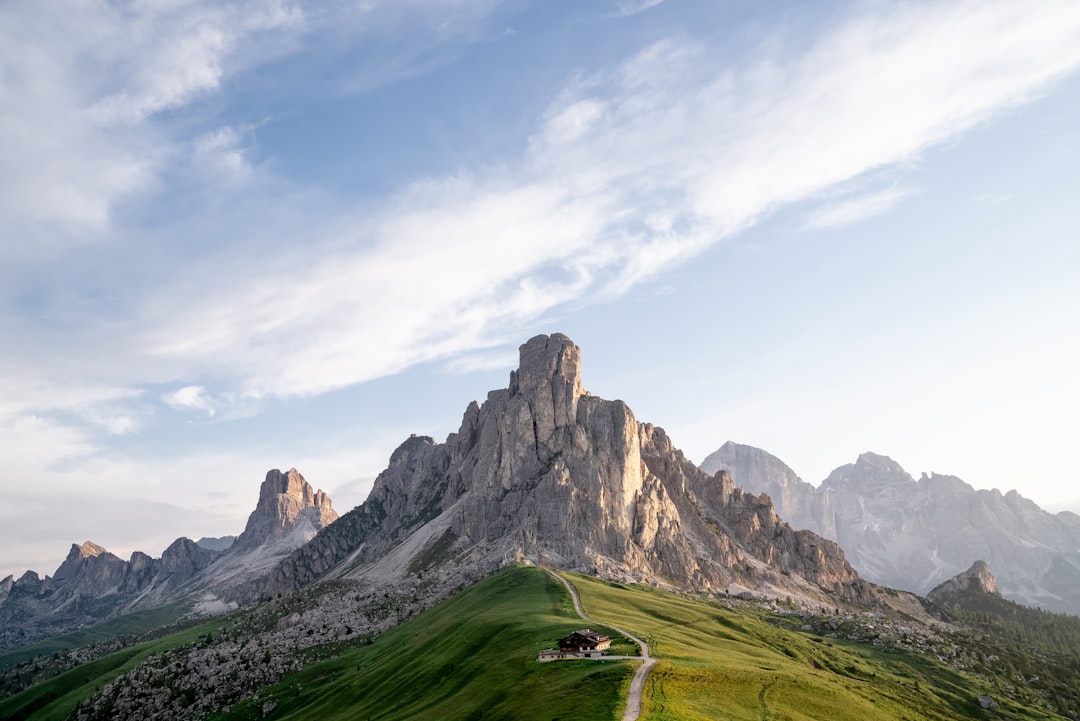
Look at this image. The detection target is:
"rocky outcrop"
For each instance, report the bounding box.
[52,542,129,598]
[259,333,891,611]
[235,469,337,551]
[928,561,999,600]
[704,443,1080,614]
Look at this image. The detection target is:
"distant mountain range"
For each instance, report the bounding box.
[5,333,1080,721]
[2,334,927,654]
[701,442,1080,615]
[0,469,337,650]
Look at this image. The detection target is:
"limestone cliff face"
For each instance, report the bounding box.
[928,560,999,600]
[706,443,1080,614]
[261,334,872,607]
[235,469,337,551]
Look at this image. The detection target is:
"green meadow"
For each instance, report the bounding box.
[214,567,635,721]
[568,573,1056,721]
[0,616,222,721]
[3,566,1067,720]
[0,602,192,671]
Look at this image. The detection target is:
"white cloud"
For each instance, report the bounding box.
[803,186,914,229]
[0,0,301,242]
[4,0,1079,408]
[441,347,520,375]
[162,385,217,417]
[193,125,257,180]
[119,0,1080,401]
[615,0,668,17]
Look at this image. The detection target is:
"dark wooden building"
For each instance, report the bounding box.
[557,629,612,654]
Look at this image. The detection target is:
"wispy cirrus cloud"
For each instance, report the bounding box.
[4,0,1080,579]
[0,1,302,240]
[5,0,1080,415]
[615,0,669,18]
[162,386,218,417]
[125,0,1080,401]
[804,186,914,229]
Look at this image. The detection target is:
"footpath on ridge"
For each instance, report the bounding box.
[544,569,657,721]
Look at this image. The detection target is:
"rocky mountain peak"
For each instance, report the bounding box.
[820,451,913,492]
[700,441,833,539]
[507,333,585,435]
[235,468,338,551]
[919,473,975,496]
[929,560,1000,600]
[510,333,582,393]
[261,332,876,610]
[700,441,804,488]
[76,541,107,558]
[52,541,123,584]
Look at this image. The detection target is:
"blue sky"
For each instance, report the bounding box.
[3,0,1080,579]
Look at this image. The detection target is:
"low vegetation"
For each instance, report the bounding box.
[933,591,1080,718]
[567,572,1070,721]
[5,567,1080,720]
[209,567,634,721]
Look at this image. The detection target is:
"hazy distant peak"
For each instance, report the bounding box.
[918,473,975,496]
[699,441,805,486]
[854,451,904,471]
[820,451,914,492]
[196,536,237,552]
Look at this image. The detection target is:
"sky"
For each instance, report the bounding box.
[2,0,1080,580]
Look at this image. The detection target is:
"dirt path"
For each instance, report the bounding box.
[545,569,657,721]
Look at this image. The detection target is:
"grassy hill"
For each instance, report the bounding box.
[4,566,1073,721]
[0,602,192,672]
[568,574,998,721]
[0,615,223,721]
[212,567,636,721]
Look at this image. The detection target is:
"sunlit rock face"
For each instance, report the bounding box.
[705,442,1080,614]
[928,560,1000,600]
[260,333,877,610]
[235,468,338,551]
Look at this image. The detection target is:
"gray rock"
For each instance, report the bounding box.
[928,561,999,601]
[235,469,337,551]
[0,468,338,651]
[258,333,893,612]
[704,443,1080,614]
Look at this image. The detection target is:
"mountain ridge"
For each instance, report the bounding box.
[703,441,1080,614]
[252,333,917,618]
[0,469,338,651]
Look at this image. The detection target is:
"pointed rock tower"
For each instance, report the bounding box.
[260,333,880,608]
[235,469,338,551]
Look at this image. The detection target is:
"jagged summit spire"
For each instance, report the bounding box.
[507,333,586,438]
[509,333,583,397]
[236,468,337,550]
